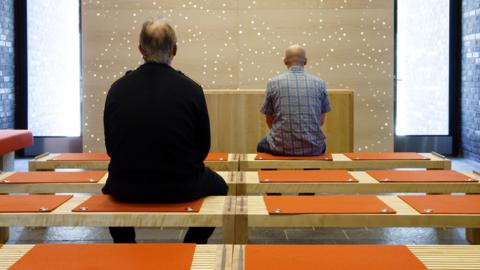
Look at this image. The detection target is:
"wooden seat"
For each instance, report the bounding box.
[0,244,232,270]
[234,171,480,195]
[0,171,236,195]
[0,130,33,172]
[0,195,236,244]
[232,245,480,270]
[239,153,451,171]
[28,153,240,171]
[233,195,480,244]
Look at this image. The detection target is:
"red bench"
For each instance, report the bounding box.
[0,130,33,171]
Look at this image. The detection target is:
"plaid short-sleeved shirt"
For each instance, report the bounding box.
[260,66,331,155]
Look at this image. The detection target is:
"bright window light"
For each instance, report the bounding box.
[27,0,81,136]
[396,0,450,136]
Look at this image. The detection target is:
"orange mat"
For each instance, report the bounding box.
[1,171,107,184]
[367,170,476,183]
[399,195,480,214]
[205,152,228,161]
[263,195,395,214]
[0,129,33,155]
[72,195,204,212]
[0,195,72,212]
[245,245,427,270]
[8,243,196,270]
[258,170,358,183]
[344,152,429,160]
[255,153,332,161]
[48,153,110,161]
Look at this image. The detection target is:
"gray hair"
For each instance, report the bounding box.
[139,19,177,64]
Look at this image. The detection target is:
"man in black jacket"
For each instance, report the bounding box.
[103,19,228,244]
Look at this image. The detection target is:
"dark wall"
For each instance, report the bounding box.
[0,0,14,129]
[462,0,480,161]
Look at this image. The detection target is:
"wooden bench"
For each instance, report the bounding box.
[232,245,480,270]
[28,153,240,172]
[0,195,236,244]
[234,171,480,195]
[0,171,236,195]
[233,196,480,244]
[0,244,232,270]
[239,153,451,171]
[0,130,33,172]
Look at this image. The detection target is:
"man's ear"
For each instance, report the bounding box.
[172,44,177,57]
[138,45,146,57]
[304,57,308,66]
[283,57,288,66]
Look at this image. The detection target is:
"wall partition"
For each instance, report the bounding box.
[82,1,394,152]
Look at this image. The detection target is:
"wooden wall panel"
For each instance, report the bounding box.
[205,89,353,153]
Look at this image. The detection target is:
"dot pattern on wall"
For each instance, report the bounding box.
[82,0,393,152]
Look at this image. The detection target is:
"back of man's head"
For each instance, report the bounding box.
[139,19,177,64]
[284,45,307,67]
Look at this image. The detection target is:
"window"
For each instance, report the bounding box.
[27,0,81,136]
[396,0,450,136]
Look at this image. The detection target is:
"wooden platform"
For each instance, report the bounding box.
[239,153,451,171]
[232,245,480,270]
[234,171,480,195]
[28,153,240,171]
[0,244,232,270]
[205,89,354,153]
[0,172,236,195]
[234,196,480,244]
[0,196,236,244]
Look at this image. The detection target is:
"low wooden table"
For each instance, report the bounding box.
[29,153,240,172]
[0,171,236,195]
[232,245,480,270]
[239,153,451,171]
[0,244,232,270]
[233,196,480,244]
[234,171,480,195]
[0,196,236,244]
[0,130,33,172]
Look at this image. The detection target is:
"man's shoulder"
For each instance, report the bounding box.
[304,72,324,83]
[270,72,289,83]
[175,70,202,90]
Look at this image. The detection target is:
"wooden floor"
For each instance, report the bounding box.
[5,158,480,245]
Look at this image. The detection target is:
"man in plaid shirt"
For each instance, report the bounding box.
[257,45,331,156]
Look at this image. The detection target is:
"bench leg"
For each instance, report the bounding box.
[0,152,15,171]
[0,227,9,243]
[235,196,248,244]
[466,228,480,244]
[235,214,248,244]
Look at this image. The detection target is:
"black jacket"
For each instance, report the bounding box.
[102,62,211,202]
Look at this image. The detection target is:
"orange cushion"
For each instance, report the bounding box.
[245,245,427,270]
[399,195,480,214]
[8,244,196,270]
[205,153,228,161]
[344,152,429,160]
[255,153,332,160]
[72,195,204,212]
[367,170,476,183]
[258,170,358,183]
[0,195,72,212]
[49,153,227,162]
[48,153,110,161]
[0,130,33,154]
[263,195,395,214]
[1,171,106,184]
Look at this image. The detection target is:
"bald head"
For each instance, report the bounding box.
[139,19,177,64]
[284,45,307,67]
